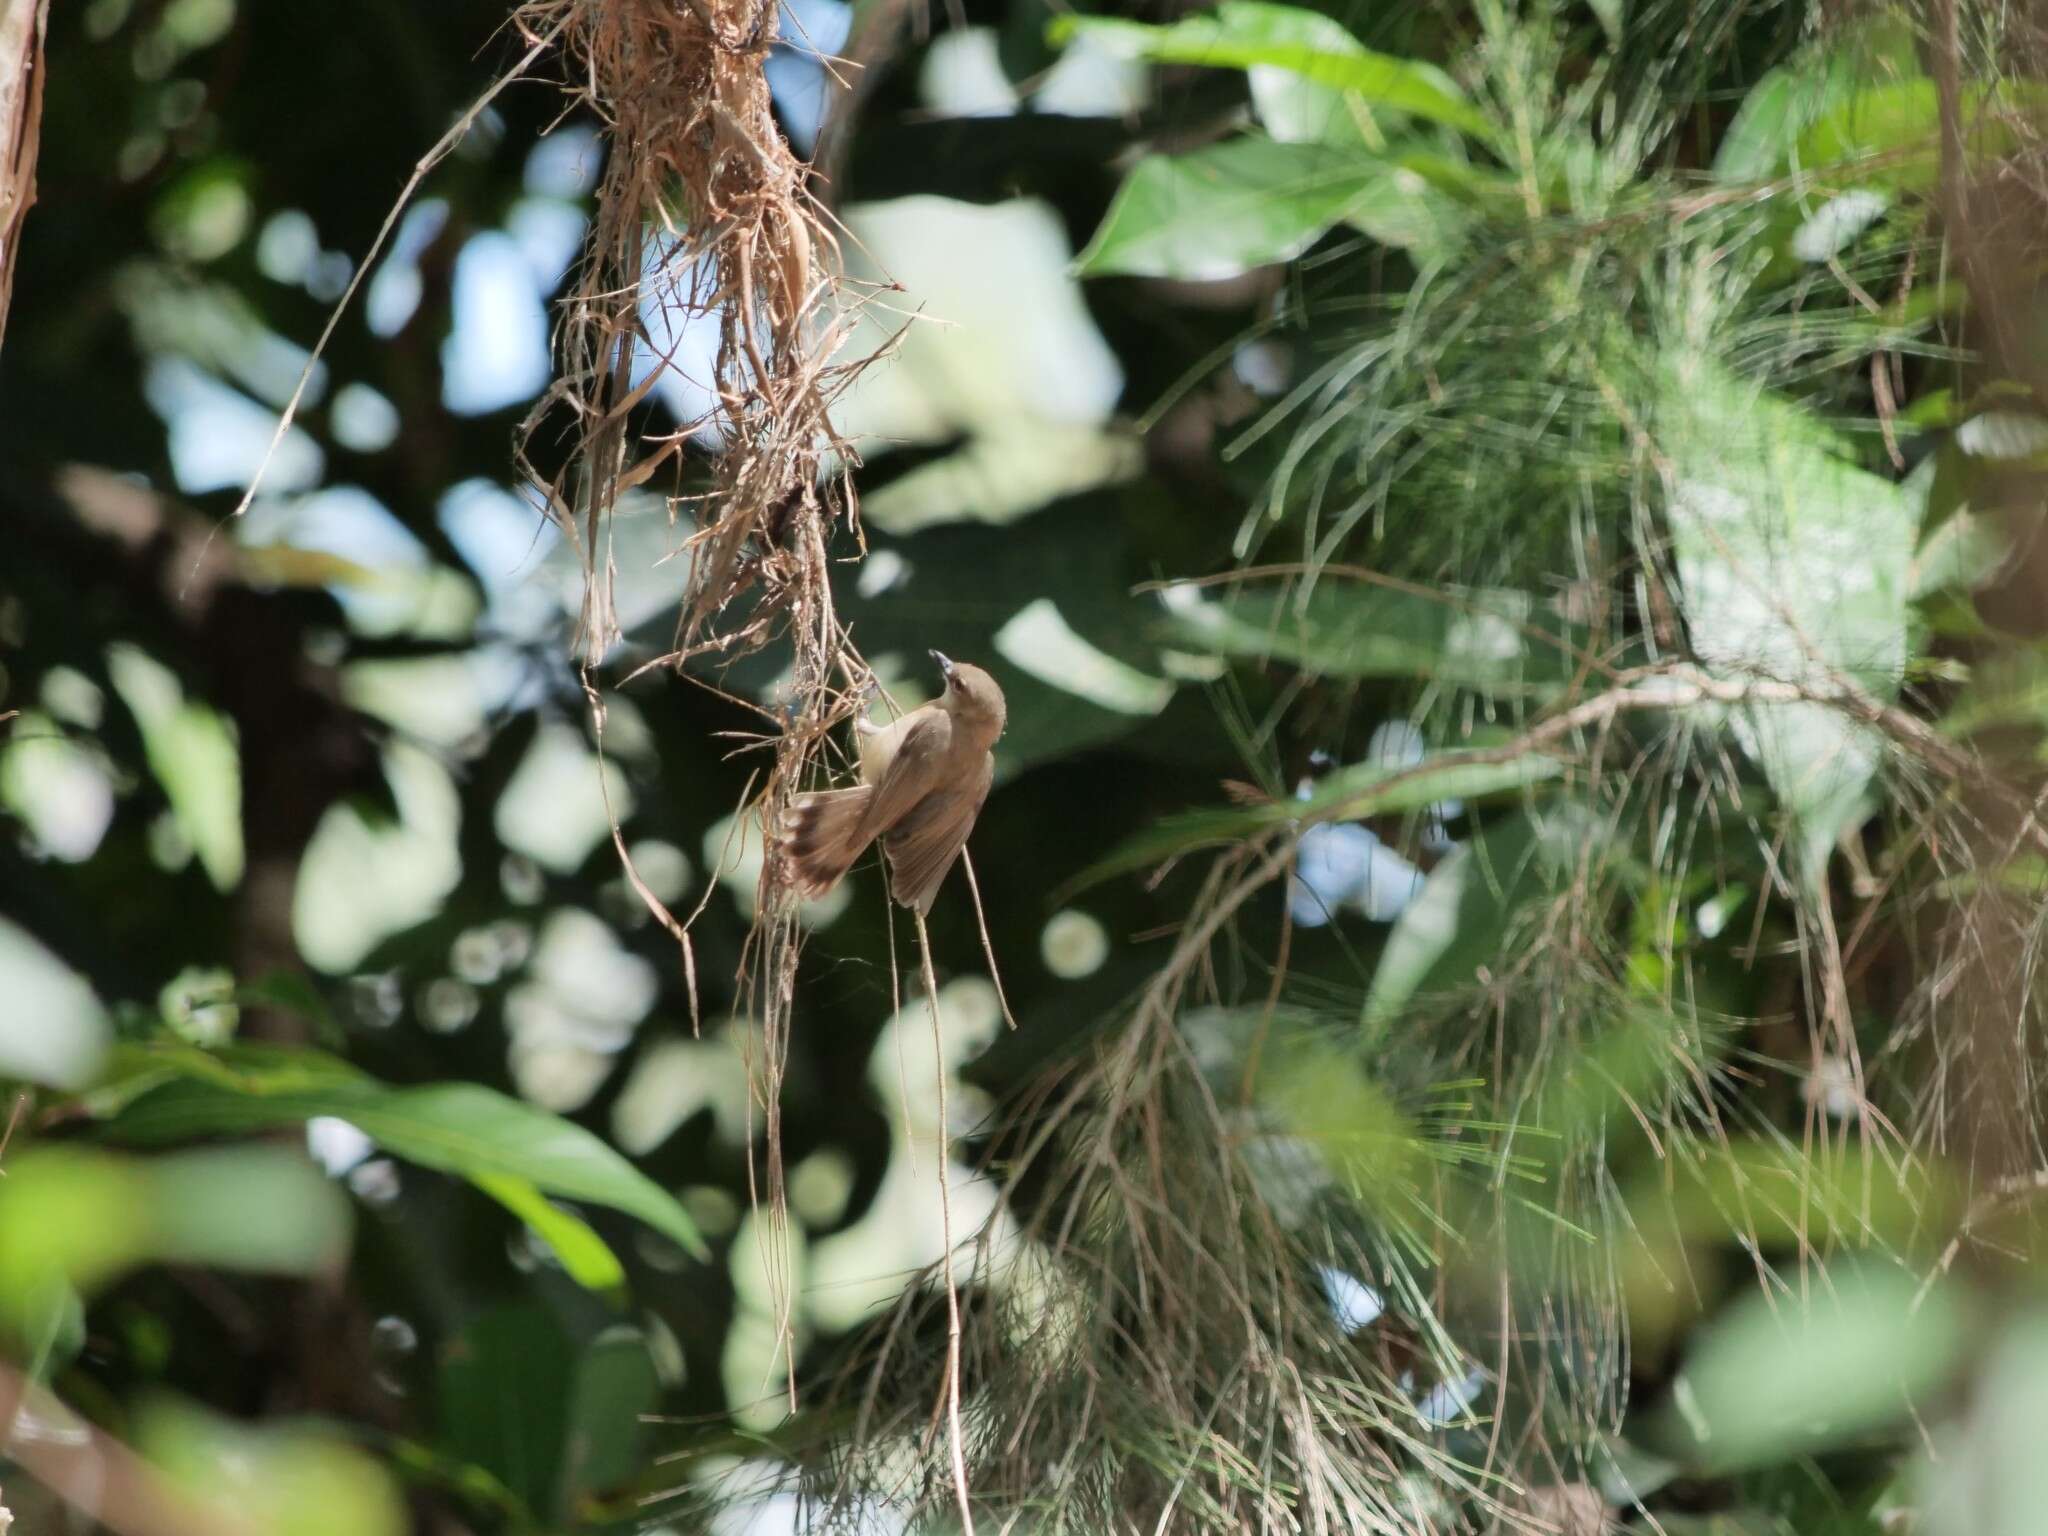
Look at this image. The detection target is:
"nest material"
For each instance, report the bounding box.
[514,0,889,1397]
[517,0,867,689]
[516,0,890,952]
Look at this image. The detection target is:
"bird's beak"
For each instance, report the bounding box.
[929,650,954,680]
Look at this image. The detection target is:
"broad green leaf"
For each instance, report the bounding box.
[1341,154,1472,253]
[1067,807,1284,890]
[1919,1312,2048,1536]
[79,1040,372,1115]
[1941,644,2048,741]
[1257,1034,1424,1221]
[1668,1263,1969,1471]
[557,1325,660,1516]
[1162,579,1576,691]
[1642,1137,1959,1251]
[1910,512,2008,600]
[1163,0,1418,150]
[474,1174,628,1296]
[1712,22,1920,184]
[439,1302,574,1516]
[107,642,244,892]
[104,1073,707,1259]
[1715,69,1835,185]
[994,597,1175,714]
[1070,752,1556,890]
[1794,78,2031,191]
[1362,804,1601,1031]
[1076,135,1382,280]
[1302,752,1561,824]
[1956,409,2048,463]
[139,1397,407,1536]
[0,1147,350,1332]
[1797,78,1946,188]
[862,425,1143,534]
[1655,355,1920,879]
[1049,7,1492,140]
[1524,1004,1731,1149]
[1591,1435,1683,1505]
[1187,0,1382,147]
[0,916,110,1090]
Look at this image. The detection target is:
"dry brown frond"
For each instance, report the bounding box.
[514,0,891,1399]
[514,0,863,674]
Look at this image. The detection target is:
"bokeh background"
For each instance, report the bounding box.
[7,0,2048,1532]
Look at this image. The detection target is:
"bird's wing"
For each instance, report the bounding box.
[778,784,875,897]
[882,752,993,914]
[856,710,922,786]
[851,706,953,845]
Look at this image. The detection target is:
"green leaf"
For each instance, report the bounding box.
[1156,0,1457,152]
[1195,0,1383,148]
[0,1147,351,1333]
[1941,644,2048,740]
[1362,805,1601,1031]
[1667,1263,1970,1471]
[1257,1035,1424,1221]
[1525,1004,1731,1149]
[1796,78,1947,189]
[1161,579,1576,692]
[1655,355,1920,879]
[1918,1312,2048,1536]
[1793,78,2031,192]
[1911,511,2008,600]
[1067,806,1282,891]
[473,1174,628,1296]
[104,1071,707,1260]
[1643,1137,1959,1252]
[1901,387,1960,429]
[557,1325,660,1516]
[138,1397,408,1536]
[1069,750,1557,892]
[1957,409,2048,464]
[1715,70,1823,184]
[1076,135,1383,280]
[1712,23,1920,185]
[1301,751,1561,824]
[1050,6,1492,140]
[439,1302,574,1516]
[106,642,244,892]
[1340,152,1473,253]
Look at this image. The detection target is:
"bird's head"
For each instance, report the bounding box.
[931,651,1006,740]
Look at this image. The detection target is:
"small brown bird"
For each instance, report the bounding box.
[779,652,1006,914]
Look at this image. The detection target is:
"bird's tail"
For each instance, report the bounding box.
[776,785,875,898]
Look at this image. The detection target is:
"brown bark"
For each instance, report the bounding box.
[0,0,49,353]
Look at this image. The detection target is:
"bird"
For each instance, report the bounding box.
[778,651,1006,915]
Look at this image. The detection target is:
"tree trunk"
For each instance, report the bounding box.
[0,0,49,352]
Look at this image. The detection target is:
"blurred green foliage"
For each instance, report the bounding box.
[3,0,2048,1531]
